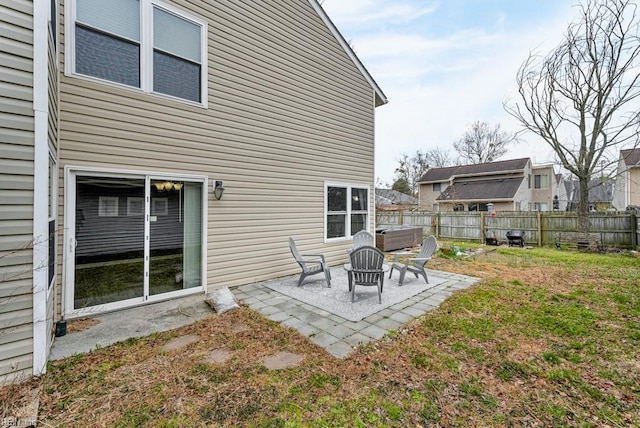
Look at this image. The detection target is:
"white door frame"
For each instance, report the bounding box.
[62,166,208,318]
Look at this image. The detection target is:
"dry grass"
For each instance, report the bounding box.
[1,246,639,426]
[66,317,101,334]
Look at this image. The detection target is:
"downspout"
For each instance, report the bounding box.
[32,0,50,376]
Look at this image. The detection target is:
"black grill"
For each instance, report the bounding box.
[485,229,498,246]
[506,230,525,247]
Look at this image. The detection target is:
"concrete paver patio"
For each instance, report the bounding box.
[234,268,479,358]
[51,267,478,360]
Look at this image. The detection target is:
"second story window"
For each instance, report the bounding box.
[433,183,441,192]
[68,0,207,106]
[534,174,549,189]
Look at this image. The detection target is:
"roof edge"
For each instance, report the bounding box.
[307,0,388,107]
[451,169,526,180]
[436,198,515,203]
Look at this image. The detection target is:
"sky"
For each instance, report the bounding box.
[321,0,581,186]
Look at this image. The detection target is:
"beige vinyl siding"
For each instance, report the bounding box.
[631,168,640,207]
[419,184,447,210]
[0,0,35,383]
[58,0,376,304]
[531,166,554,209]
[613,158,627,210]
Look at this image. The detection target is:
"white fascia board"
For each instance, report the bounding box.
[307,0,388,107]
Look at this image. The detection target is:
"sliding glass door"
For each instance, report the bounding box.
[148,179,202,296]
[74,176,146,308]
[69,172,205,314]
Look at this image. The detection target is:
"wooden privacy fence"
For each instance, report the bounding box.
[376,211,639,249]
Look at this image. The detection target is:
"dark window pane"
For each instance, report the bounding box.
[351,214,367,234]
[48,219,55,288]
[328,187,347,212]
[153,51,201,102]
[76,25,140,87]
[75,176,145,308]
[351,188,368,211]
[50,0,56,48]
[327,214,346,239]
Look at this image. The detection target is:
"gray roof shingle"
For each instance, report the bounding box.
[419,158,530,183]
[375,188,418,205]
[437,177,525,201]
[565,179,614,203]
[621,148,640,166]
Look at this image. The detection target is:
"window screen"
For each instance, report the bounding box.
[72,0,205,104]
[75,0,141,87]
[153,7,202,102]
[76,26,141,87]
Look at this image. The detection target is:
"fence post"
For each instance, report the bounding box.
[632,213,638,249]
[537,212,542,247]
[436,212,440,238]
[480,212,485,243]
[399,210,404,226]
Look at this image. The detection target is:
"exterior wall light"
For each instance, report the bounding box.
[213,180,225,200]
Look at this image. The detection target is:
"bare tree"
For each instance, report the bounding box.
[394,151,430,196]
[393,148,456,196]
[506,0,640,232]
[453,121,515,164]
[424,147,454,168]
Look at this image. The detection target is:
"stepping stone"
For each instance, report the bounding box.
[161,334,199,352]
[263,352,304,370]
[206,349,234,364]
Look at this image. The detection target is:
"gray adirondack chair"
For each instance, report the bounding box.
[288,238,331,287]
[352,230,374,249]
[347,245,387,303]
[389,235,437,286]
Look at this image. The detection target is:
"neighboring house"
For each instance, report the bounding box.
[375,188,418,211]
[531,164,568,211]
[0,0,387,384]
[553,173,569,211]
[565,178,615,211]
[613,148,640,210]
[417,158,561,212]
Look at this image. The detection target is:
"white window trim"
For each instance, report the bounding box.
[64,0,208,108]
[48,151,58,294]
[534,174,549,189]
[324,182,371,243]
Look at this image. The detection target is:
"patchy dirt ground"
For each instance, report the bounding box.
[2,247,639,427]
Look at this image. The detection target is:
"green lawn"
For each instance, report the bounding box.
[74,254,184,307]
[3,246,639,426]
